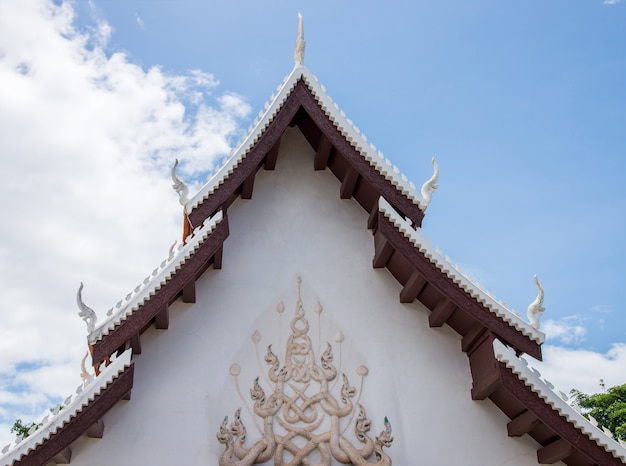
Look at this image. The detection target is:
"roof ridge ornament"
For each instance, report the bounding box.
[77,282,97,333]
[294,13,305,66]
[527,275,545,330]
[420,157,439,208]
[171,158,190,207]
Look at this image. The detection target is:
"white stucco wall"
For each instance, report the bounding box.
[65,128,542,465]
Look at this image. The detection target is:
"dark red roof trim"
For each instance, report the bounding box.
[12,363,134,466]
[375,209,542,360]
[91,215,229,364]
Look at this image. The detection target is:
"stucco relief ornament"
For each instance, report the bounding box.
[76,282,97,333]
[527,275,545,330]
[420,157,439,208]
[294,13,305,66]
[217,277,394,465]
[171,158,190,208]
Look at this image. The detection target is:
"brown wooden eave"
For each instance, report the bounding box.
[188,79,425,230]
[90,215,229,365]
[467,335,622,465]
[373,208,543,361]
[12,363,134,466]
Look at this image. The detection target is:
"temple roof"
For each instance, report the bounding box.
[2,17,624,466]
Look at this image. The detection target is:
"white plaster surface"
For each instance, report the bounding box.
[65,128,543,465]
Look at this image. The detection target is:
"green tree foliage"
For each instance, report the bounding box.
[570,381,626,441]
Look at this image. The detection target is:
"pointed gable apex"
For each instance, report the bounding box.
[186,64,429,231]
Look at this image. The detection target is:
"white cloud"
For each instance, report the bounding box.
[0,0,249,447]
[528,343,626,398]
[542,316,587,344]
[604,0,621,4]
[134,11,145,30]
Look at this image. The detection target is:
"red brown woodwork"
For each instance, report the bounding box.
[372,233,394,269]
[376,210,542,360]
[212,245,223,270]
[86,418,105,439]
[91,216,229,364]
[154,304,169,330]
[461,324,488,354]
[188,80,425,229]
[264,139,281,170]
[340,167,359,199]
[399,271,427,303]
[241,171,256,199]
[52,447,72,464]
[497,363,623,465]
[182,280,196,303]
[428,298,457,328]
[314,134,332,170]
[537,438,574,464]
[13,363,134,466]
[129,332,141,355]
[507,410,540,437]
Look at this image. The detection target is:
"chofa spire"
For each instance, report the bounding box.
[294,13,305,66]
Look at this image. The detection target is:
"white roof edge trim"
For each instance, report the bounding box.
[0,350,133,465]
[187,64,429,213]
[378,197,545,345]
[494,340,626,461]
[88,210,224,343]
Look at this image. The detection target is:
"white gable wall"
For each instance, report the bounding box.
[64,128,545,465]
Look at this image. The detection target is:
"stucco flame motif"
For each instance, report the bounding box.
[218,278,393,465]
[77,282,97,333]
[420,157,439,207]
[527,275,545,330]
[294,13,305,66]
[171,158,190,206]
[80,352,92,388]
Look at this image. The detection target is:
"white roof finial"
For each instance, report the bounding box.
[420,157,439,208]
[77,282,97,333]
[171,158,190,206]
[527,275,545,330]
[294,13,305,66]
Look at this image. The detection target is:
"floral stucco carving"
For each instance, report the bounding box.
[217,277,393,465]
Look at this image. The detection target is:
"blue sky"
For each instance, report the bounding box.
[0,0,625,447]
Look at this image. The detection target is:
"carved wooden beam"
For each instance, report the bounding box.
[498,363,623,465]
[91,217,229,364]
[428,298,456,328]
[155,304,169,330]
[507,410,540,437]
[340,167,359,200]
[213,245,223,270]
[52,447,72,464]
[241,171,256,199]
[294,83,425,227]
[537,438,573,464]
[461,324,488,354]
[314,134,332,170]
[372,231,394,269]
[182,280,196,303]
[13,364,134,466]
[129,333,141,355]
[367,201,379,230]
[86,418,105,439]
[399,271,427,303]
[377,211,542,360]
[263,139,281,171]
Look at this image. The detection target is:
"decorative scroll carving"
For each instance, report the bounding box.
[294,13,305,66]
[527,274,545,330]
[420,157,439,207]
[77,282,97,333]
[80,352,93,388]
[217,277,393,465]
[171,158,190,206]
